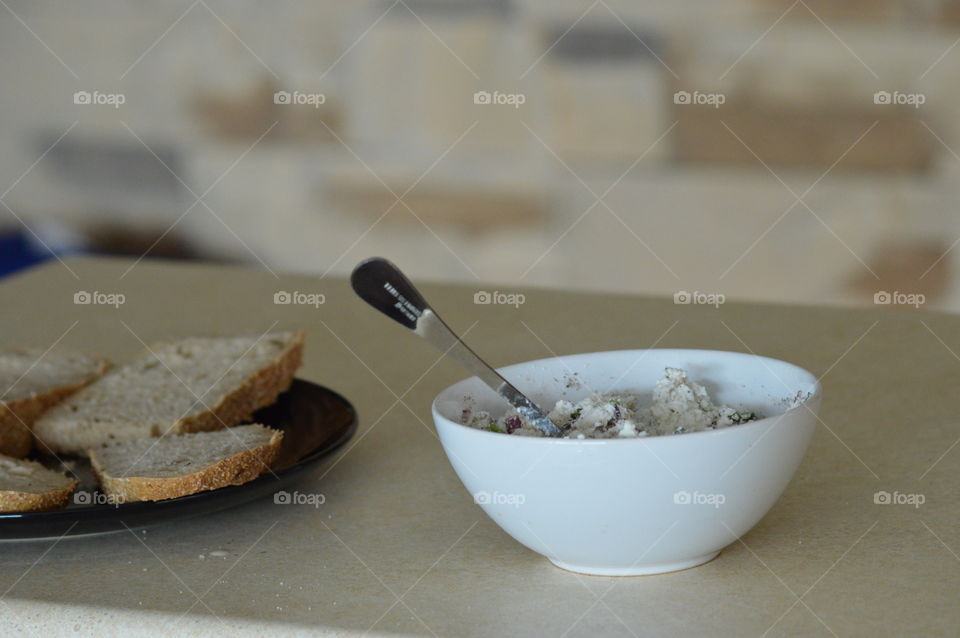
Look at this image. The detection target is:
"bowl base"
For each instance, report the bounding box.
[548,551,720,576]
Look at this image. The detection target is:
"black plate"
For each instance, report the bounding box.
[0,379,357,541]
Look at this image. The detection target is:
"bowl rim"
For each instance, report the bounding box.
[431,348,822,445]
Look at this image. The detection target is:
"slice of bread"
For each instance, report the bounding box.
[0,348,110,458]
[0,454,79,512]
[33,331,303,456]
[89,424,282,502]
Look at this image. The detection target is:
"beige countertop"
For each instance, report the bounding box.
[1,256,958,637]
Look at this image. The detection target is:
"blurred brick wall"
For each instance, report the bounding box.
[1,0,958,311]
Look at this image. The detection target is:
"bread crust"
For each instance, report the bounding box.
[0,479,78,513]
[0,358,110,458]
[174,331,304,435]
[174,330,304,435]
[0,453,80,513]
[34,332,303,456]
[90,428,282,502]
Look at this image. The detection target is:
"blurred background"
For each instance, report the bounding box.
[1,0,958,310]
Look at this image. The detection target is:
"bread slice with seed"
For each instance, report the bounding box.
[33,332,303,456]
[0,348,110,458]
[0,454,79,512]
[89,424,282,502]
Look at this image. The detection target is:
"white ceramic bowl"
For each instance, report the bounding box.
[432,349,821,576]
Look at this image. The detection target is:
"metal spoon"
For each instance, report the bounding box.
[350,257,562,437]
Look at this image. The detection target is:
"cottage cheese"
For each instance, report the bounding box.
[463,367,759,438]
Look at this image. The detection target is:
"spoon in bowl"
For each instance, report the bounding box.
[350,257,562,437]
